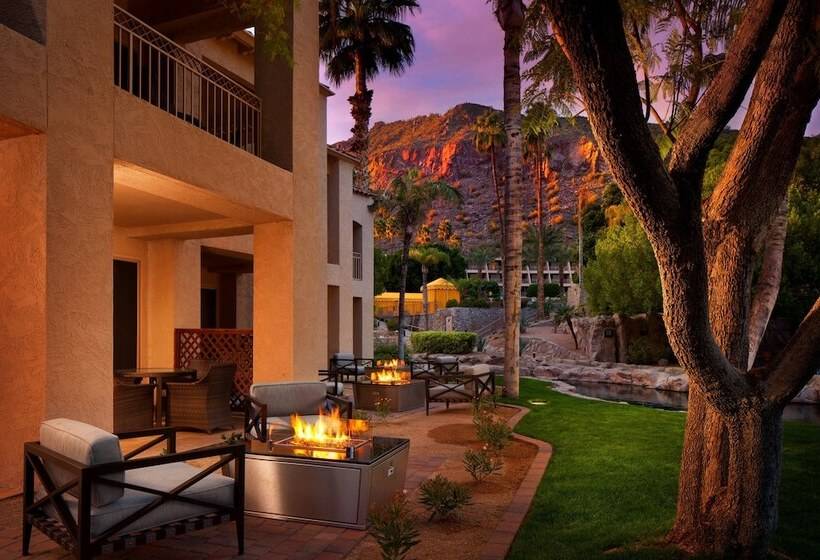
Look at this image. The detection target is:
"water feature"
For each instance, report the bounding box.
[563,381,820,425]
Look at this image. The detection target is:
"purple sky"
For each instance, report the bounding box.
[321,0,820,144]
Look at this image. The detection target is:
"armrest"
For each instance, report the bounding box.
[117,426,177,440]
[326,394,353,419]
[244,394,268,441]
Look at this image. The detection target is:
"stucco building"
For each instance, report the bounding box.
[0,1,373,494]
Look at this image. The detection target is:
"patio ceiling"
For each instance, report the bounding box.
[115,0,250,44]
[114,183,221,228]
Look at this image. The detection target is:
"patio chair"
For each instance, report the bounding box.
[329,352,374,384]
[113,381,154,433]
[425,371,495,415]
[244,381,352,442]
[410,355,459,380]
[22,419,245,560]
[165,363,236,433]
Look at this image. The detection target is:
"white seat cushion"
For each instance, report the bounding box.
[429,384,473,401]
[40,418,124,507]
[48,463,234,538]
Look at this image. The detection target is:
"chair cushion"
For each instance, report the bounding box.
[333,352,355,361]
[48,463,234,538]
[432,355,459,364]
[325,380,343,395]
[251,382,327,417]
[40,419,124,507]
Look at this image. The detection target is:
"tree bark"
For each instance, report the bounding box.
[490,146,506,273]
[496,0,525,398]
[397,228,412,360]
[349,51,373,189]
[747,196,789,368]
[421,265,429,331]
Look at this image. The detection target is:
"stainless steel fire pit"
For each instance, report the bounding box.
[243,436,410,529]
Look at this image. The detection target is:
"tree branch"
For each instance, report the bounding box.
[747,196,789,369]
[668,0,787,184]
[766,298,820,406]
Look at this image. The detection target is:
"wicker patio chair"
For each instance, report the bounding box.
[113,381,154,433]
[22,419,244,560]
[165,363,236,432]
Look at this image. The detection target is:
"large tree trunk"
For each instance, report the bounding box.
[491,147,506,273]
[397,228,412,360]
[497,0,525,399]
[535,152,545,320]
[349,52,373,190]
[747,196,789,368]
[670,386,783,559]
[421,265,429,331]
[540,0,817,557]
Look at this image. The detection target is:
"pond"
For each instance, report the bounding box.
[563,381,820,425]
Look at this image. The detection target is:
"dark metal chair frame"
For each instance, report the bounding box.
[424,372,496,415]
[410,359,460,380]
[243,392,353,442]
[328,356,375,385]
[22,427,245,560]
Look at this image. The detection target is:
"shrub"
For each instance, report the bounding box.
[375,341,399,361]
[445,298,460,308]
[368,493,420,560]
[476,414,512,454]
[455,278,500,307]
[526,284,538,298]
[385,318,400,332]
[418,475,472,521]
[626,335,674,365]
[544,283,561,297]
[410,331,477,354]
[463,449,503,481]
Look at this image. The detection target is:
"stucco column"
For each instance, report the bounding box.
[253,222,295,380]
[0,135,46,493]
[43,0,114,427]
[145,239,201,367]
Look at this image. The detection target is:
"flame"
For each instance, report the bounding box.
[289,408,370,449]
[371,359,410,385]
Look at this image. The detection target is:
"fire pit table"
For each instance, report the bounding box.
[244,434,409,529]
[354,361,426,413]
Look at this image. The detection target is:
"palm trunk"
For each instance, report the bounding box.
[349,51,373,189]
[421,265,429,331]
[535,151,545,320]
[747,196,789,368]
[498,0,525,399]
[491,146,506,273]
[397,228,412,360]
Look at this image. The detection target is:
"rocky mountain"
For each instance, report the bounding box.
[335,102,612,252]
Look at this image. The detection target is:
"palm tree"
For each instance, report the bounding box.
[493,0,526,399]
[320,0,419,187]
[374,168,461,359]
[472,110,507,237]
[522,102,558,320]
[467,244,500,281]
[409,246,451,330]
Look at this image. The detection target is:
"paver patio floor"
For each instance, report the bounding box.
[0,401,545,559]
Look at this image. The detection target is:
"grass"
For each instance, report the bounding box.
[502,378,820,560]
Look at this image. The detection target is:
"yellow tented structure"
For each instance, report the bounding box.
[374,292,424,317]
[374,278,460,317]
[425,278,460,311]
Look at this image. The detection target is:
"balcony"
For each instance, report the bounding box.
[353,251,363,281]
[113,6,261,156]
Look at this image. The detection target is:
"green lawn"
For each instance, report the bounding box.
[503,378,820,560]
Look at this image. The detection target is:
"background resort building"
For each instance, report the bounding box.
[0,0,372,495]
[466,257,578,294]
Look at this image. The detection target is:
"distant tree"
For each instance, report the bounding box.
[472,110,507,243]
[320,0,419,187]
[584,207,663,315]
[522,102,559,319]
[466,244,500,280]
[410,246,451,330]
[374,168,461,359]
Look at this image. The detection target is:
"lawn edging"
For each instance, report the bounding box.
[479,404,553,560]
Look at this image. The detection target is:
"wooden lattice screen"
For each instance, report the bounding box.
[174,328,253,410]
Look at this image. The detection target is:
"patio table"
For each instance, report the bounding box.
[116,367,196,426]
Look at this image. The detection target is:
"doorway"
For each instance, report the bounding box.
[113,259,139,370]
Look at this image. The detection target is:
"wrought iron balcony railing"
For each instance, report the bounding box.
[353,251,363,281]
[114,6,261,156]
